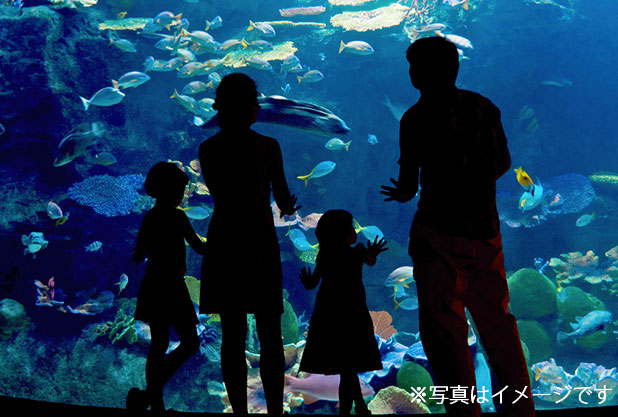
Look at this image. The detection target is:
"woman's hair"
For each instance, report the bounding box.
[144,161,189,200]
[315,209,354,249]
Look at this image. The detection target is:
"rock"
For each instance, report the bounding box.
[508,268,557,319]
[0,298,30,337]
[517,320,552,364]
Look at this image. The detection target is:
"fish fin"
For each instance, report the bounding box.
[301,393,320,405]
[402,283,409,288]
[240,37,249,49]
[556,331,569,343]
[111,79,119,90]
[338,40,345,54]
[297,75,302,84]
[247,20,254,31]
[345,140,351,151]
[170,90,178,99]
[79,96,90,111]
[463,0,469,10]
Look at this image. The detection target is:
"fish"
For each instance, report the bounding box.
[436,32,473,49]
[281,54,303,72]
[54,121,106,167]
[200,95,350,136]
[182,81,209,95]
[180,206,211,220]
[240,39,273,51]
[284,373,374,404]
[171,89,200,114]
[297,161,336,186]
[94,151,117,166]
[112,71,150,89]
[367,134,379,145]
[219,38,244,52]
[47,201,70,225]
[384,266,414,288]
[297,69,324,84]
[115,273,129,294]
[207,380,226,397]
[181,29,216,48]
[153,11,182,29]
[514,167,534,188]
[381,95,407,122]
[532,358,568,384]
[143,56,168,72]
[519,181,544,212]
[353,219,385,242]
[407,23,448,40]
[557,310,613,343]
[117,11,127,19]
[394,295,418,311]
[0,122,5,135]
[240,56,273,71]
[575,212,595,227]
[85,241,103,253]
[281,83,291,95]
[325,138,351,151]
[205,16,223,31]
[109,37,137,53]
[288,228,318,252]
[247,20,276,37]
[541,77,572,87]
[22,232,48,258]
[79,87,125,111]
[443,0,469,10]
[338,40,374,55]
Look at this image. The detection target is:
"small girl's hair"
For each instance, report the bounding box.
[315,209,353,249]
[144,161,189,199]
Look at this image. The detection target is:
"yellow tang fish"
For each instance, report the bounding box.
[514,166,534,188]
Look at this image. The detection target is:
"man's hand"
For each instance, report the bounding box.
[380,178,416,202]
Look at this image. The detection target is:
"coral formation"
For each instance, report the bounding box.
[368,385,430,414]
[282,299,299,345]
[532,360,618,406]
[516,320,552,364]
[369,310,397,340]
[550,249,616,285]
[0,298,30,338]
[68,174,144,217]
[225,41,299,68]
[98,17,151,31]
[329,0,380,5]
[507,268,557,319]
[330,3,411,32]
[557,286,606,324]
[396,361,434,400]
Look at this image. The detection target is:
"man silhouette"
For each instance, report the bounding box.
[381,37,535,417]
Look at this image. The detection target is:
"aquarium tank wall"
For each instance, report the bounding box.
[1,0,617,414]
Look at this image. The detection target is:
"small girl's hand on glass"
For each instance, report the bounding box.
[367,237,388,256]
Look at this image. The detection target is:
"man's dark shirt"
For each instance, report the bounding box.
[398,88,510,239]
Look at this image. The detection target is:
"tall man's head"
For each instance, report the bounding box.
[406,36,460,93]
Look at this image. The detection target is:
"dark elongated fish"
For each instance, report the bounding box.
[201,95,350,136]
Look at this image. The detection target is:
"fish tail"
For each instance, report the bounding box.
[338,40,345,54]
[79,96,90,111]
[111,79,119,90]
[556,331,570,343]
[170,90,178,99]
[297,174,311,187]
[462,0,469,10]
[393,297,400,311]
[247,20,254,31]
[240,38,249,49]
[297,75,302,84]
[344,140,351,151]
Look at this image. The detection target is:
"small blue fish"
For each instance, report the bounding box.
[180,206,211,220]
[205,16,223,31]
[297,161,336,186]
[367,134,379,145]
[85,241,103,253]
[79,87,125,111]
[282,83,291,95]
[288,228,317,252]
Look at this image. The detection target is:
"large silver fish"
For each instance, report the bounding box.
[200,95,350,136]
[557,310,612,343]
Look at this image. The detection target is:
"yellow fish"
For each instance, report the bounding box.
[117,11,127,19]
[514,166,534,188]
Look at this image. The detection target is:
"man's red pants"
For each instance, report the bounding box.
[409,224,535,417]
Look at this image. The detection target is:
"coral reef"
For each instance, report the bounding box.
[98,17,151,31]
[330,3,411,32]
[516,320,552,364]
[0,298,30,338]
[557,286,606,325]
[532,359,618,407]
[68,174,145,217]
[329,0,380,5]
[396,361,434,404]
[282,299,299,345]
[367,385,430,414]
[507,268,557,319]
[369,310,397,340]
[0,174,45,230]
[550,248,616,285]
[226,41,299,68]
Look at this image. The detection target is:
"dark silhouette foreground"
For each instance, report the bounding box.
[381,36,535,417]
[299,209,386,415]
[129,161,207,415]
[198,73,299,414]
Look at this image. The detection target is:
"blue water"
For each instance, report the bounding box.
[1,0,617,413]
